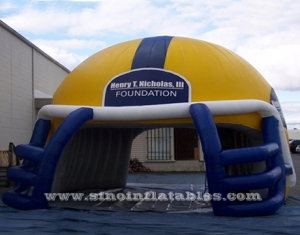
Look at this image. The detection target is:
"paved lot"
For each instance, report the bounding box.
[1,163,300,235]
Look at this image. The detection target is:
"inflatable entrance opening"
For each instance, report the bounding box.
[2,36,295,216]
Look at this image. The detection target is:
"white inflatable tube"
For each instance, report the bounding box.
[38,99,296,187]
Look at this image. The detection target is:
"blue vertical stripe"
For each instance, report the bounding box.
[131,36,173,69]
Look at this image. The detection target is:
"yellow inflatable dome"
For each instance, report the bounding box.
[3,36,295,217]
[52,36,285,131]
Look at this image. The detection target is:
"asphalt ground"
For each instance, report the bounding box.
[0,154,299,235]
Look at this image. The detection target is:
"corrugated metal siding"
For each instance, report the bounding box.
[0,20,69,149]
[131,131,147,162]
[0,25,33,149]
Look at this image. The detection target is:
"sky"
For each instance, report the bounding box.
[1,0,299,129]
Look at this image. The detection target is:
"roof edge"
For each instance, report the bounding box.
[0,20,70,73]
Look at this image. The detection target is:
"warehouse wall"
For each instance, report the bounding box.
[0,21,69,150]
[34,51,68,98]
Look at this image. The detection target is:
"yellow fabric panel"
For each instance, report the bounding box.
[165,37,271,101]
[51,36,275,131]
[285,188,289,197]
[164,37,272,130]
[49,118,62,140]
[52,39,142,106]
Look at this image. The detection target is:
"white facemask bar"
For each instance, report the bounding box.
[37,99,296,187]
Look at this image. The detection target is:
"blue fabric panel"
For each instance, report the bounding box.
[6,167,38,186]
[33,108,93,201]
[2,192,36,210]
[10,119,50,195]
[14,145,45,163]
[2,107,93,210]
[225,117,285,216]
[189,104,227,213]
[261,116,286,204]
[270,88,287,128]
[285,164,293,175]
[262,117,284,168]
[189,104,222,156]
[29,119,51,147]
[220,143,279,166]
[131,36,173,69]
[223,166,282,191]
[189,103,286,217]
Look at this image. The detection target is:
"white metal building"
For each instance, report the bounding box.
[0,20,69,150]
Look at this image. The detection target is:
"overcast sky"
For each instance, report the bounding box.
[1,0,299,129]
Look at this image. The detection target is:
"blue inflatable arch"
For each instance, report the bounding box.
[2,100,294,216]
